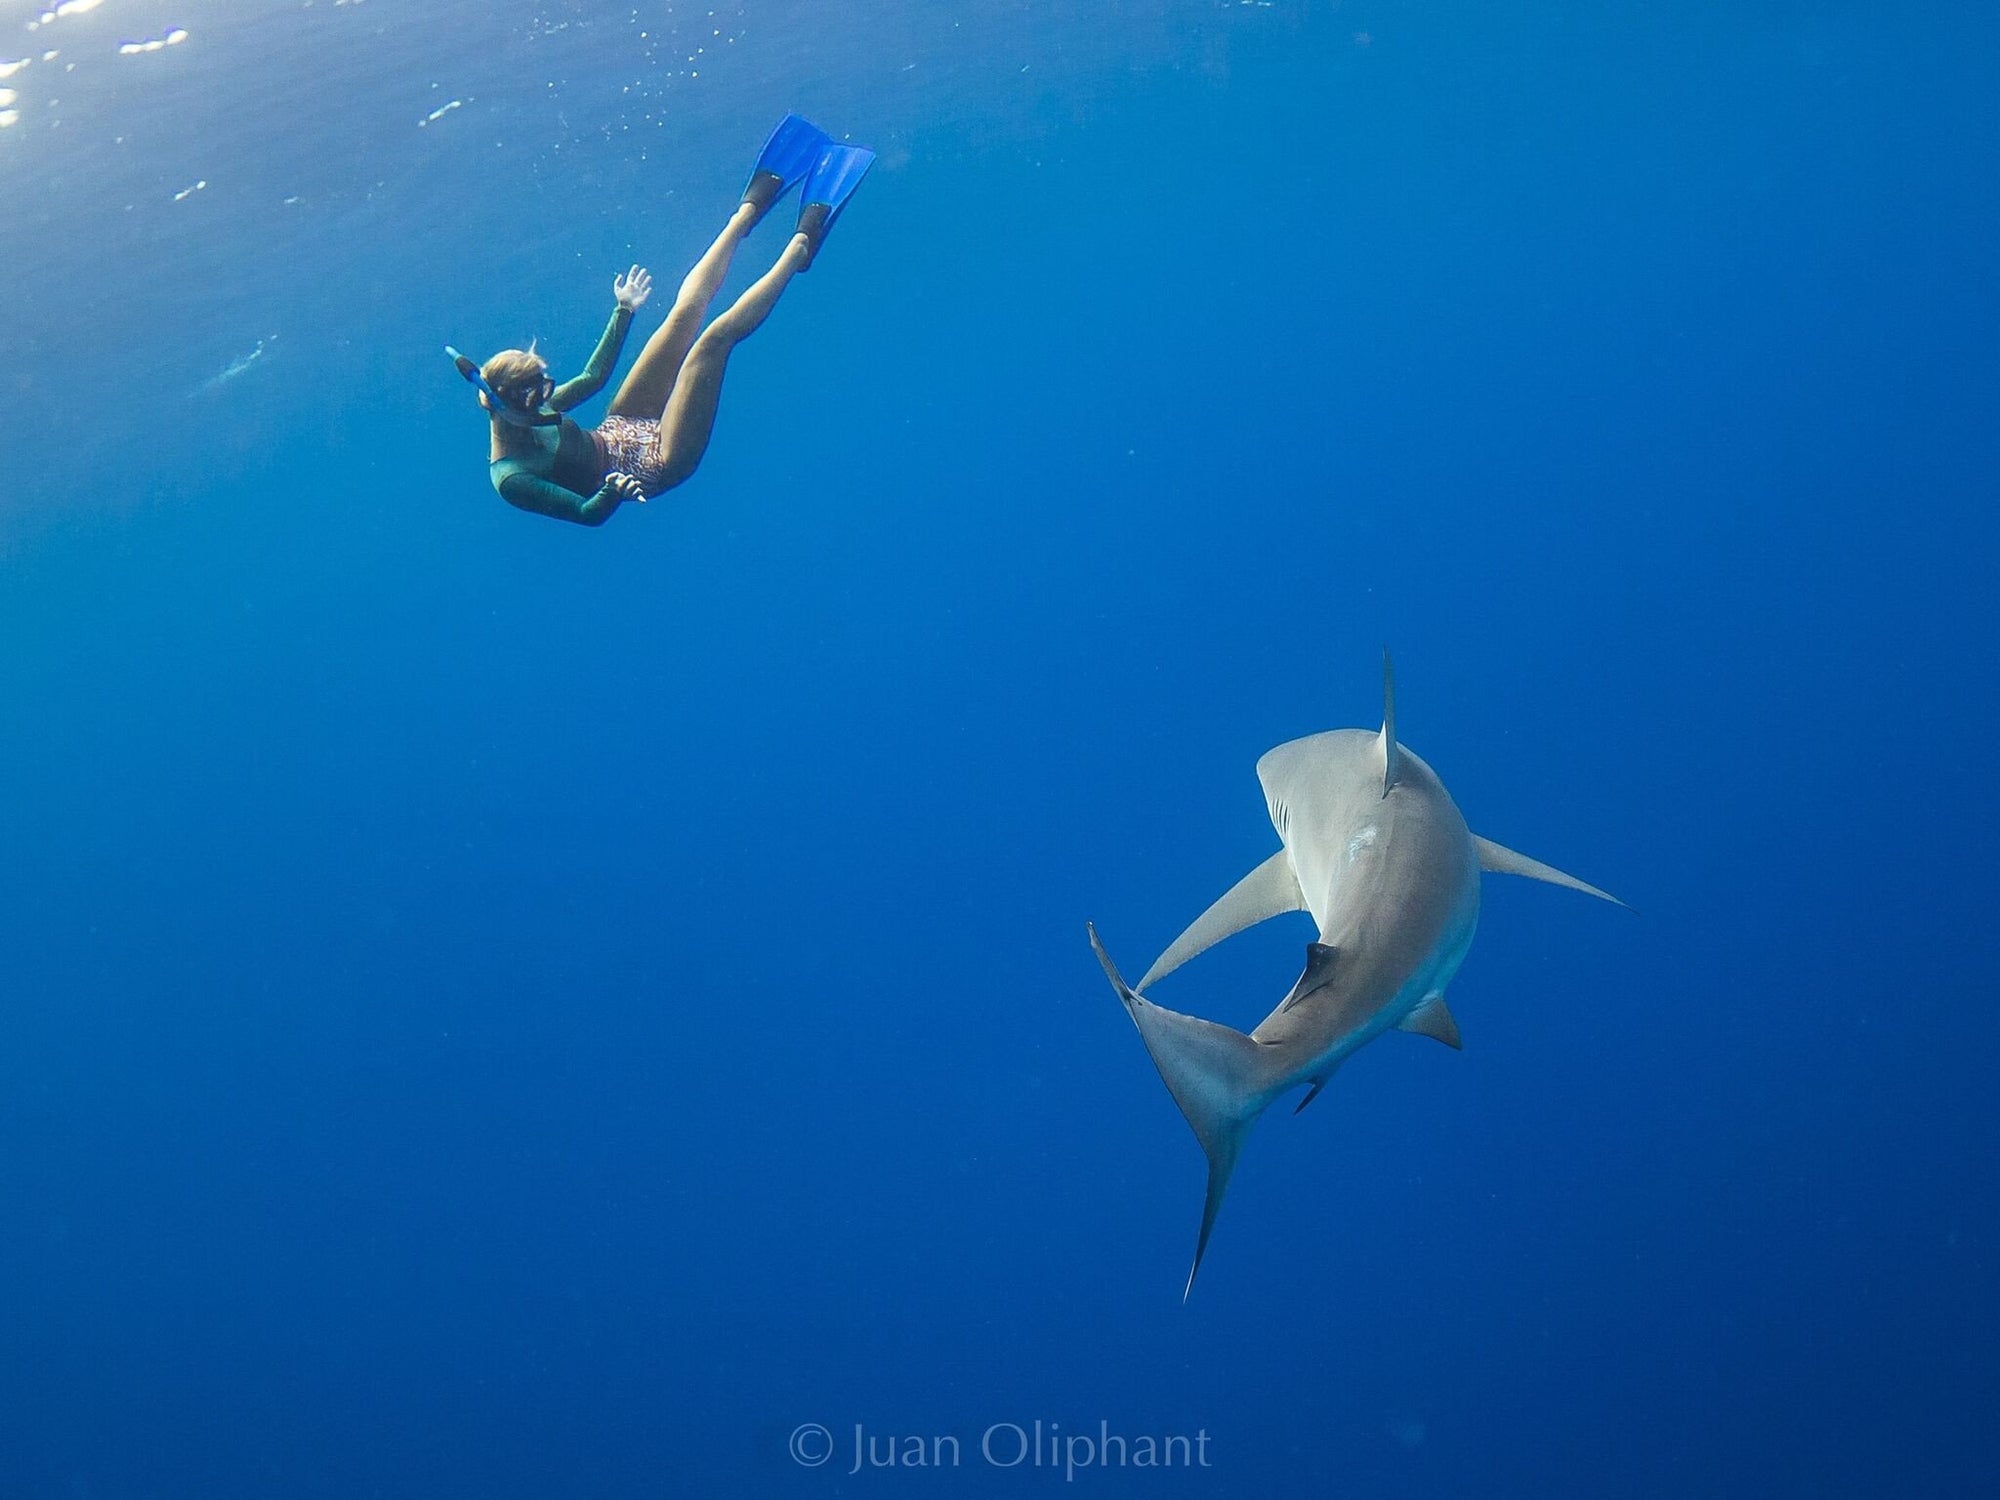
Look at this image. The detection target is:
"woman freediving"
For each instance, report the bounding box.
[448,115,873,526]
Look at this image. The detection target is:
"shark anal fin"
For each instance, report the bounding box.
[1473,834,1625,906]
[1138,849,1303,992]
[1379,649,1401,797]
[1398,993,1463,1049]
[1293,1056,1347,1113]
[1278,941,1339,1013]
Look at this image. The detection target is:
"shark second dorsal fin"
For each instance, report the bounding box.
[1138,849,1304,991]
[1398,993,1463,1049]
[1378,649,1401,798]
[1278,942,1340,1013]
[1473,835,1625,906]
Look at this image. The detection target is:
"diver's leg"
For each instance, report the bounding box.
[650,234,812,489]
[607,203,758,418]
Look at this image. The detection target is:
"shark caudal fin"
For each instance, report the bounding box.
[1089,923,1277,1300]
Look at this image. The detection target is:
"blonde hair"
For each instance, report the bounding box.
[481,343,548,398]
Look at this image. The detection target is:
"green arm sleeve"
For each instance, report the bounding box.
[494,468,626,527]
[550,305,633,412]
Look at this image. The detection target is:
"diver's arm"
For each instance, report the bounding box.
[549,306,634,411]
[550,270,650,411]
[495,468,639,527]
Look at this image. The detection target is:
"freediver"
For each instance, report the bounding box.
[447,115,873,526]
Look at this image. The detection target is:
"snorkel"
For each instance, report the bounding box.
[446,345,561,428]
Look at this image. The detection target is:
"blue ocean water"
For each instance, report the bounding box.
[3,0,1997,1494]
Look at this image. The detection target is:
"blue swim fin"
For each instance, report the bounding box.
[795,141,876,269]
[743,113,830,223]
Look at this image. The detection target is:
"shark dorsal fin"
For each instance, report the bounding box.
[1278,941,1339,1013]
[1378,649,1401,797]
[1398,993,1463,1049]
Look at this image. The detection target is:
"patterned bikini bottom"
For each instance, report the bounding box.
[594,415,674,495]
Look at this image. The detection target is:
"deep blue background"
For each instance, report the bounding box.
[3,2,1996,1495]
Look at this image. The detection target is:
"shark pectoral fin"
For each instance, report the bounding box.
[1378,649,1402,797]
[1089,923,1274,1301]
[1472,835,1626,907]
[1278,942,1339,1013]
[1398,993,1463,1049]
[1136,849,1304,992]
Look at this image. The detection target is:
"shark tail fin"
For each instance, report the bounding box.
[1089,923,1277,1301]
[1379,648,1401,796]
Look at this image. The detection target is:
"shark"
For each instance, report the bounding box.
[1089,655,1622,1298]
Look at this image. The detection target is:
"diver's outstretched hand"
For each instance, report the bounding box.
[605,471,647,505]
[614,265,653,311]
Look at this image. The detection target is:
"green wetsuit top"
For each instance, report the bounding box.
[488,305,634,526]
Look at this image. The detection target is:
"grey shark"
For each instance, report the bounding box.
[1090,656,1621,1298]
